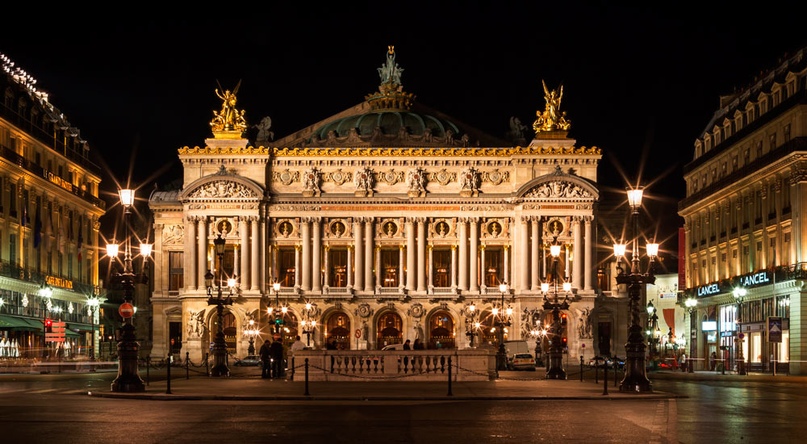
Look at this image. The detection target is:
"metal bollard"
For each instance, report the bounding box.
[146,355,150,385]
[447,356,453,396]
[602,362,608,395]
[304,358,310,396]
[579,356,584,382]
[166,355,172,394]
[186,352,190,379]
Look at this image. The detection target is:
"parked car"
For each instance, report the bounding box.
[234,355,262,367]
[588,356,625,369]
[510,353,536,371]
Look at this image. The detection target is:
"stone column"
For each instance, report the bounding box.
[573,217,582,289]
[584,217,593,291]
[240,217,249,289]
[312,218,322,291]
[531,217,540,290]
[251,217,260,291]
[301,218,311,291]
[469,218,479,292]
[417,218,427,292]
[458,219,468,291]
[406,218,416,291]
[198,216,209,291]
[520,216,529,291]
[353,219,364,290]
[364,219,374,292]
[187,216,197,291]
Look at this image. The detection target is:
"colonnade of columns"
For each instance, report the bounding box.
[180,214,594,294]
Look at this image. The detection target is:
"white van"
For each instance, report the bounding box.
[503,340,535,370]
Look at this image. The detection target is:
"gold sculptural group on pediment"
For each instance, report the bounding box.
[210,80,248,133]
[533,80,571,133]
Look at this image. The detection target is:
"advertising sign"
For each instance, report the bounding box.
[768,316,783,343]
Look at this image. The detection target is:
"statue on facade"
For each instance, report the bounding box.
[533,80,571,133]
[210,80,248,133]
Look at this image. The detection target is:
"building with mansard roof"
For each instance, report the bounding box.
[148,47,629,367]
[679,45,807,375]
[0,51,107,361]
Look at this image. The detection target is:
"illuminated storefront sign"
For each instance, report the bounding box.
[735,271,771,288]
[697,283,720,297]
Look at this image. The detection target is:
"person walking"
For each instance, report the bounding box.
[269,336,284,379]
[403,339,411,350]
[259,339,271,378]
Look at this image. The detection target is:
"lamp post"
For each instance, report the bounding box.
[87,296,100,363]
[300,301,318,347]
[38,283,53,359]
[206,233,234,377]
[244,319,258,355]
[613,186,658,393]
[464,300,480,348]
[110,188,146,393]
[733,287,747,375]
[494,281,511,372]
[542,241,571,380]
[685,297,697,372]
[267,280,285,339]
[646,301,659,370]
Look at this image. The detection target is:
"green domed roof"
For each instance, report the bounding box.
[311,110,461,142]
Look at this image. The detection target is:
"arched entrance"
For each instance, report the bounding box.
[325,311,350,350]
[427,310,455,349]
[376,311,403,348]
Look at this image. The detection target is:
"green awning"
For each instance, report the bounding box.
[0,315,42,331]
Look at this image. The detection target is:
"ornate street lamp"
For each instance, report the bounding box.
[38,282,53,359]
[244,318,258,355]
[110,188,146,392]
[733,287,747,375]
[541,241,572,380]
[464,300,481,348]
[206,233,234,377]
[493,281,512,373]
[86,295,100,363]
[645,301,659,370]
[613,186,658,393]
[267,280,285,339]
[684,297,697,372]
[300,301,318,347]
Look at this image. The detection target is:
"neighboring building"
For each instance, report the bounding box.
[0,52,106,360]
[679,46,807,375]
[148,47,632,364]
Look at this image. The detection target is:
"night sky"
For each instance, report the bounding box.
[2,4,806,266]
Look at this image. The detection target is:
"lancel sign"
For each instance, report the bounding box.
[735,270,771,288]
[695,270,773,297]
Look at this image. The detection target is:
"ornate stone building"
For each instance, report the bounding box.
[679,46,807,375]
[148,47,618,364]
[0,51,106,359]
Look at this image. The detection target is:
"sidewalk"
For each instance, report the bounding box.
[88,369,791,402]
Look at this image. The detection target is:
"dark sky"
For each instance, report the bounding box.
[2,4,806,263]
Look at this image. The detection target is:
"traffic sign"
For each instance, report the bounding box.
[355,329,361,338]
[119,302,135,319]
[46,321,66,342]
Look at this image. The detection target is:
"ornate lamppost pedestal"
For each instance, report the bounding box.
[544,303,567,380]
[111,320,145,392]
[208,295,233,377]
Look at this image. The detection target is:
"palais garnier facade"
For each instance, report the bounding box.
[146,47,627,363]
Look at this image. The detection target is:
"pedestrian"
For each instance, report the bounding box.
[326,337,337,350]
[413,338,424,350]
[269,336,284,379]
[259,339,271,378]
[710,351,717,371]
[679,353,687,372]
[403,339,411,350]
[291,335,306,352]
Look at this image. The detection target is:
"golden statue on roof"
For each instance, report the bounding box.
[533,80,571,133]
[210,80,247,133]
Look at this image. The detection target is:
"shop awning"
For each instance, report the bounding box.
[0,315,29,330]
[0,315,42,331]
